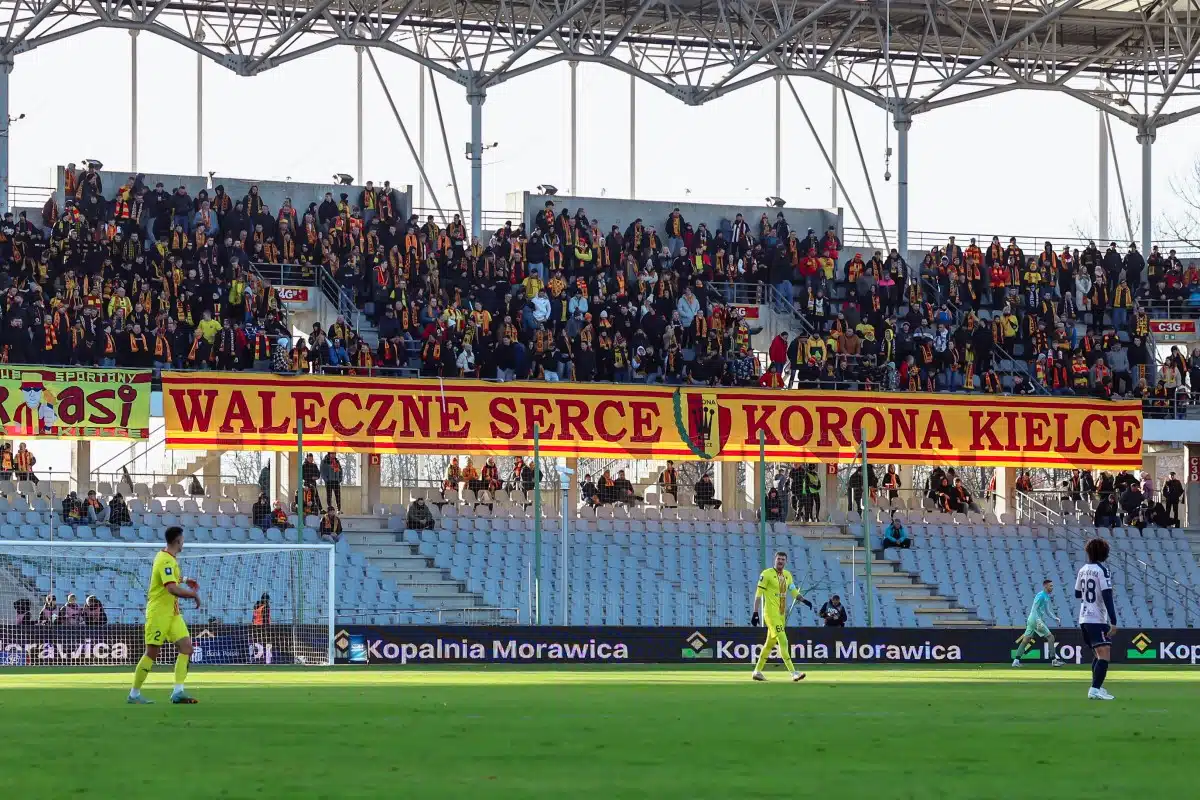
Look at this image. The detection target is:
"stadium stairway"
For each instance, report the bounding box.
[816,524,985,627]
[340,515,496,622]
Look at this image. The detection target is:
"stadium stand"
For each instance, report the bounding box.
[14,165,1191,412]
[3,168,1197,634]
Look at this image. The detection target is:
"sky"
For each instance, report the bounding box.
[9,29,1200,246]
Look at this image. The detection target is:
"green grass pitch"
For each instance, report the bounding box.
[0,665,1194,798]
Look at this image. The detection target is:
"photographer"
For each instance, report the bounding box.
[818,595,848,627]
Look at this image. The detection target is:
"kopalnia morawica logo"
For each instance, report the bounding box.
[682,631,713,659]
[1126,632,1157,659]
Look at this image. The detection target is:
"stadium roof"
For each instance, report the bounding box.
[1,0,1198,127]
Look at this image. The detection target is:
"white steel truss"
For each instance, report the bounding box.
[1,0,1199,130]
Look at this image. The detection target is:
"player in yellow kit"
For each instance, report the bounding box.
[128,526,202,704]
[750,551,811,681]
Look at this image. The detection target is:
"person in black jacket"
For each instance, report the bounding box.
[694,474,721,510]
[1162,471,1185,526]
[406,497,435,531]
[818,595,848,627]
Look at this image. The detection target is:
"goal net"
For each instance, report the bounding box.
[0,541,334,666]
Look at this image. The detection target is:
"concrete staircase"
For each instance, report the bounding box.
[803,524,988,628]
[340,515,493,621]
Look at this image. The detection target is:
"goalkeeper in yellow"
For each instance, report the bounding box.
[750,551,811,682]
[128,526,201,704]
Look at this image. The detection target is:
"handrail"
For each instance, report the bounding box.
[90,421,166,477]
[1012,489,1200,625]
[318,266,362,334]
[842,227,1200,260]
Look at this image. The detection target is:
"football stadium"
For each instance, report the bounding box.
[1,0,1200,796]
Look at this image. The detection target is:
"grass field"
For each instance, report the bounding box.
[0,665,1194,798]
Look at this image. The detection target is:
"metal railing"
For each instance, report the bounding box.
[1139,298,1200,320]
[411,206,514,232]
[10,185,53,209]
[91,471,261,500]
[337,608,521,625]
[842,227,1200,260]
[318,266,363,334]
[248,261,319,288]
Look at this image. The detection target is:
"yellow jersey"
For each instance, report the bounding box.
[756,568,800,621]
[147,550,181,620]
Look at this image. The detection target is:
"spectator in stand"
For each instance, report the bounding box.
[318,508,343,543]
[406,497,435,530]
[14,443,37,484]
[61,491,83,525]
[84,490,107,525]
[1162,471,1185,526]
[58,593,83,625]
[818,595,848,627]
[320,452,344,511]
[658,461,679,505]
[252,593,272,626]
[612,469,638,505]
[109,493,131,528]
[580,473,600,509]
[13,598,34,624]
[882,510,911,549]
[1119,482,1145,524]
[270,501,289,530]
[253,493,271,531]
[765,488,784,522]
[83,595,108,625]
[39,593,58,624]
[694,473,721,510]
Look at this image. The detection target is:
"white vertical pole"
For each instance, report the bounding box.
[0,58,11,215]
[629,72,636,199]
[130,32,139,171]
[326,544,336,664]
[831,84,838,208]
[356,47,364,185]
[196,53,203,175]
[570,61,578,193]
[774,75,781,197]
[1098,108,1109,242]
[895,111,910,257]
[1139,125,1154,259]
[418,61,426,210]
[561,483,569,625]
[468,85,485,237]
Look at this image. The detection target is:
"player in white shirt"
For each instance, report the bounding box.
[1075,538,1118,700]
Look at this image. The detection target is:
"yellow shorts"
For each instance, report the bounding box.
[145,614,189,646]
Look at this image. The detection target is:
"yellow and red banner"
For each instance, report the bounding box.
[161,373,1143,469]
[0,366,151,440]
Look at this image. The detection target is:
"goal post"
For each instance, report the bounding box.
[0,541,335,666]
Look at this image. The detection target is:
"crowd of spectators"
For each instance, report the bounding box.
[11,166,1194,402]
[12,593,107,625]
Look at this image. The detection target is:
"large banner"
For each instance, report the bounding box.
[0,366,151,440]
[162,373,1142,469]
[333,625,1200,666]
[0,623,326,666]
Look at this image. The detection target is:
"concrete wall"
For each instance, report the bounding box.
[55,166,412,223]
[507,192,841,241]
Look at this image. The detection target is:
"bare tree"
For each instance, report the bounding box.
[1166,158,1200,247]
[222,452,264,486]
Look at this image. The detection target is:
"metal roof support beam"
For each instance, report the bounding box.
[1151,33,1200,121]
[0,0,66,57]
[249,0,337,70]
[916,0,1086,108]
[478,0,594,88]
[698,0,843,101]
[601,0,655,58]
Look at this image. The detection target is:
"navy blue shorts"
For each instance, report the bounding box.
[1080,623,1112,649]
